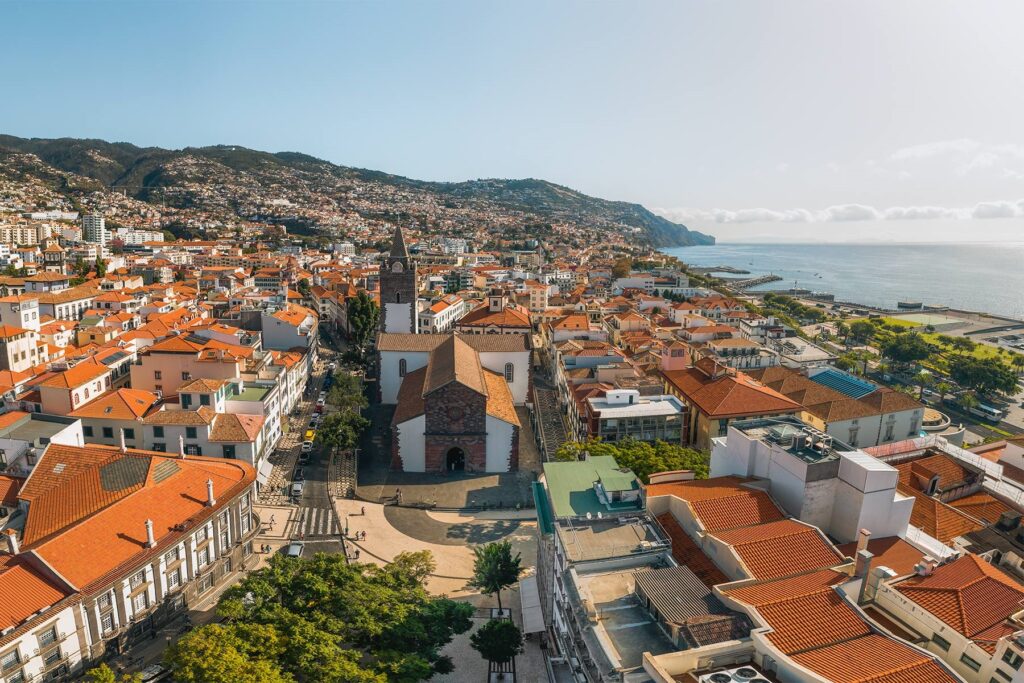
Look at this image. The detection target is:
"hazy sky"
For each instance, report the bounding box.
[4,1,1024,242]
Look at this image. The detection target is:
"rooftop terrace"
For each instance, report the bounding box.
[730,416,855,464]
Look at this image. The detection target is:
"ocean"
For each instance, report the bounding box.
[661,242,1024,321]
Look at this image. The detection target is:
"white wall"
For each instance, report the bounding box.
[485,416,514,472]
[379,350,430,404]
[383,302,414,333]
[395,415,425,472]
[477,351,530,404]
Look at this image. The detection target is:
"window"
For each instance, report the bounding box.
[181,372,191,381]
[220,529,229,550]
[98,592,112,609]
[244,540,254,556]
[155,385,163,393]
[152,443,166,452]
[100,613,114,634]
[129,569,147,588]
[395,291,402,304]
[154,371,162,380]
[84,387,90,399]
[199,394,210,406]
[132,592,148,613]
[504,362,514,382]
[83,426,94,437]
[222,445,235,459]
[43,648,60,665]
[929,633,947,652]
[197,547,210,567]
[198,573,214,593]
[6,670,23,683]
[195,526,208,543]
[240,510,251,534]
[181,394,192,408]
[994,670,1014,682]
[38,626,57,647]
[884,423,895,441]
[960,654,981,672]
[185,445,201,456]
[124,428,135,440]
[166,569,181,590]
[186,427,197,439]
[1,650,19,671]
[101,427,113,439]
[398,358,407,378]
[164,547,179,564]
[1002,649,1023,670]
[153,426,164,438]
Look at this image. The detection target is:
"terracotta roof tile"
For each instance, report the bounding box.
[0,555,73,631]
[710,519,845,580]
[662,368,801,418]
[209,413,264,442]
[791,634,958,683]
[647,477,785,532]
[656,513,728,585]
[835,537,924,577]
[69,388,158,420]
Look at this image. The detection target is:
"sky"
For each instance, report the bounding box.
[3,0,1024,242]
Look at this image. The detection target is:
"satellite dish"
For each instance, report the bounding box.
[586,512,592,520]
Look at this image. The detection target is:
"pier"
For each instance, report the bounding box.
[729,273,783,290]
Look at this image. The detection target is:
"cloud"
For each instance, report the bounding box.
[885,138,1024,179]
[652,199,1024,224]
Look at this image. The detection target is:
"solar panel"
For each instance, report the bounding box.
[809,369,877,399]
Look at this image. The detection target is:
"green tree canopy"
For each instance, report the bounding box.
[948,356,1020,397]
[880,332,933,367]
[326,371,368,413]
[168,551,472,683]
[469,541,522,613]
[95,256,107,278]
[470,619,524,665]
[555,438,709,482]
[315,409,369,451]
[84,664,141,683]
[847,320,876,344]
[347,290,380,352]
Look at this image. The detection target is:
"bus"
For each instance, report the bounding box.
[969,403,1005,422]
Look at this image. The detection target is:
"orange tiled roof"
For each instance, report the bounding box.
[835,536,923,577]
[791,634,960,683]
[710,519,845,580]
[68,388,158,420]
[210,413,264,442]
[896,553,1024,653]
[757,588,872,654]
[898,485,983,544]
[662,367,801,419]
[647,477,785,532]
[38,361,109,389]
[25,445,254,590]
[656,513,728,585]
[948,491,1012,525]
[0,555,73,631]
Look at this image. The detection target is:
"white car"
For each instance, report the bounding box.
[285,541,305,558]
[301,441,314,453]
[328,362,337,371]
[318,391,328,401]
[140,665,170,683]
[290,481,304,497]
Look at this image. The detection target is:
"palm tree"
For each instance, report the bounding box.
[913,370,934,400]
[959,391,980,413]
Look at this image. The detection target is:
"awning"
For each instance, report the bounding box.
[256,458,275,486]
[519,575,545,634]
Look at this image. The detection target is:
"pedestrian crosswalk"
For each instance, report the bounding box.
[295,506,340,538]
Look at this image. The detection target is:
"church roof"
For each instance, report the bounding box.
[423,335,487,397]
[389,225,409,260]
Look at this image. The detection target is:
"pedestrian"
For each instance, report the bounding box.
[355,549,360,559]
[361,505,365,516]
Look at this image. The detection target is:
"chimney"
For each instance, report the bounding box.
[855,549,874,604]
[856,528,871,555]
[4,530,18,555]
[206,479,216,507]
[179,434,186,458]
[119,428,127,453]
[144,519,156,548]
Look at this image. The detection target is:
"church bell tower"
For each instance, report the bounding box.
[379,226,417,333]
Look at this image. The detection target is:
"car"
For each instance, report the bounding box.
[301,441,313,452]
[285,541,305,558]
[308,418,318,428]
[328,362,337,371]
[293,467,305,481]
[140,665,170,683]
[316,398,326,407]
[290,481,304,497]
[304,429,316,441]
[298,452,310,464]
[314,404,324,414]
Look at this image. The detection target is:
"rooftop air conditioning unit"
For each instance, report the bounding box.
[698,665,771,683]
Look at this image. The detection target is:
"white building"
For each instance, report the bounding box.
[82,213,107,248]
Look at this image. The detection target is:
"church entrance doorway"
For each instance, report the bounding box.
[446,447,466,472]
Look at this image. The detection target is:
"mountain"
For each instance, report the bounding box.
[0,135,714,247]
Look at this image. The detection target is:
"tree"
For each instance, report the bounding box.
[880,333,933,368]
[555,438,709,482]
[949,336,977,355]
[948,356,1020,397]
[85,664,141,683]
[316,410,369,452]
[297,278,311,297]
[166,623,292,683]
[1011,353,1024,375]
[169,551,472,683]
[326,371,368,413]
[847,320,875,345]
[469,542,522,613]
[95,256,107,278]
[347,290,380,351]
[470,619,523,666]
[913,370,934,400]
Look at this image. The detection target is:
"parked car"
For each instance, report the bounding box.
[304,429,316,441]
[285,542,305,558]
[328,362,337,371]
[301,440,314,453]
[293,467,305,481]
[314,404,324,414]
[316,398,326,408]
[290,481,304,497]
[319,391,328,400]
[140,665,170,683]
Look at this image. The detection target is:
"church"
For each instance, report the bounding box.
[376,226,529,473]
